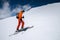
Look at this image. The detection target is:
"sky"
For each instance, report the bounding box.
[0,0,60,8]
[0,0,60,19]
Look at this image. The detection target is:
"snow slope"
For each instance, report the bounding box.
[0,3,60,40]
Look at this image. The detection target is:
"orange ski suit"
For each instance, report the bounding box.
[16,10,24,30]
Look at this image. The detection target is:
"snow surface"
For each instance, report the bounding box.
[0,3,60,40]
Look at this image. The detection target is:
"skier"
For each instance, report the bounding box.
[16,10,25,32]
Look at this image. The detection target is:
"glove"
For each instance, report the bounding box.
[16,16,19,19]
[22,16,24,18]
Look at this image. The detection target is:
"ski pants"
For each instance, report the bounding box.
[16,19,24,30]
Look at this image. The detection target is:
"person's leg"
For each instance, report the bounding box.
[16,19,21,30]
[21,20,24,29]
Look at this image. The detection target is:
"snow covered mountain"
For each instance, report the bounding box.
[0,3,60,40]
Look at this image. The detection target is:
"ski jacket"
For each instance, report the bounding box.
[16,11,23,19]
